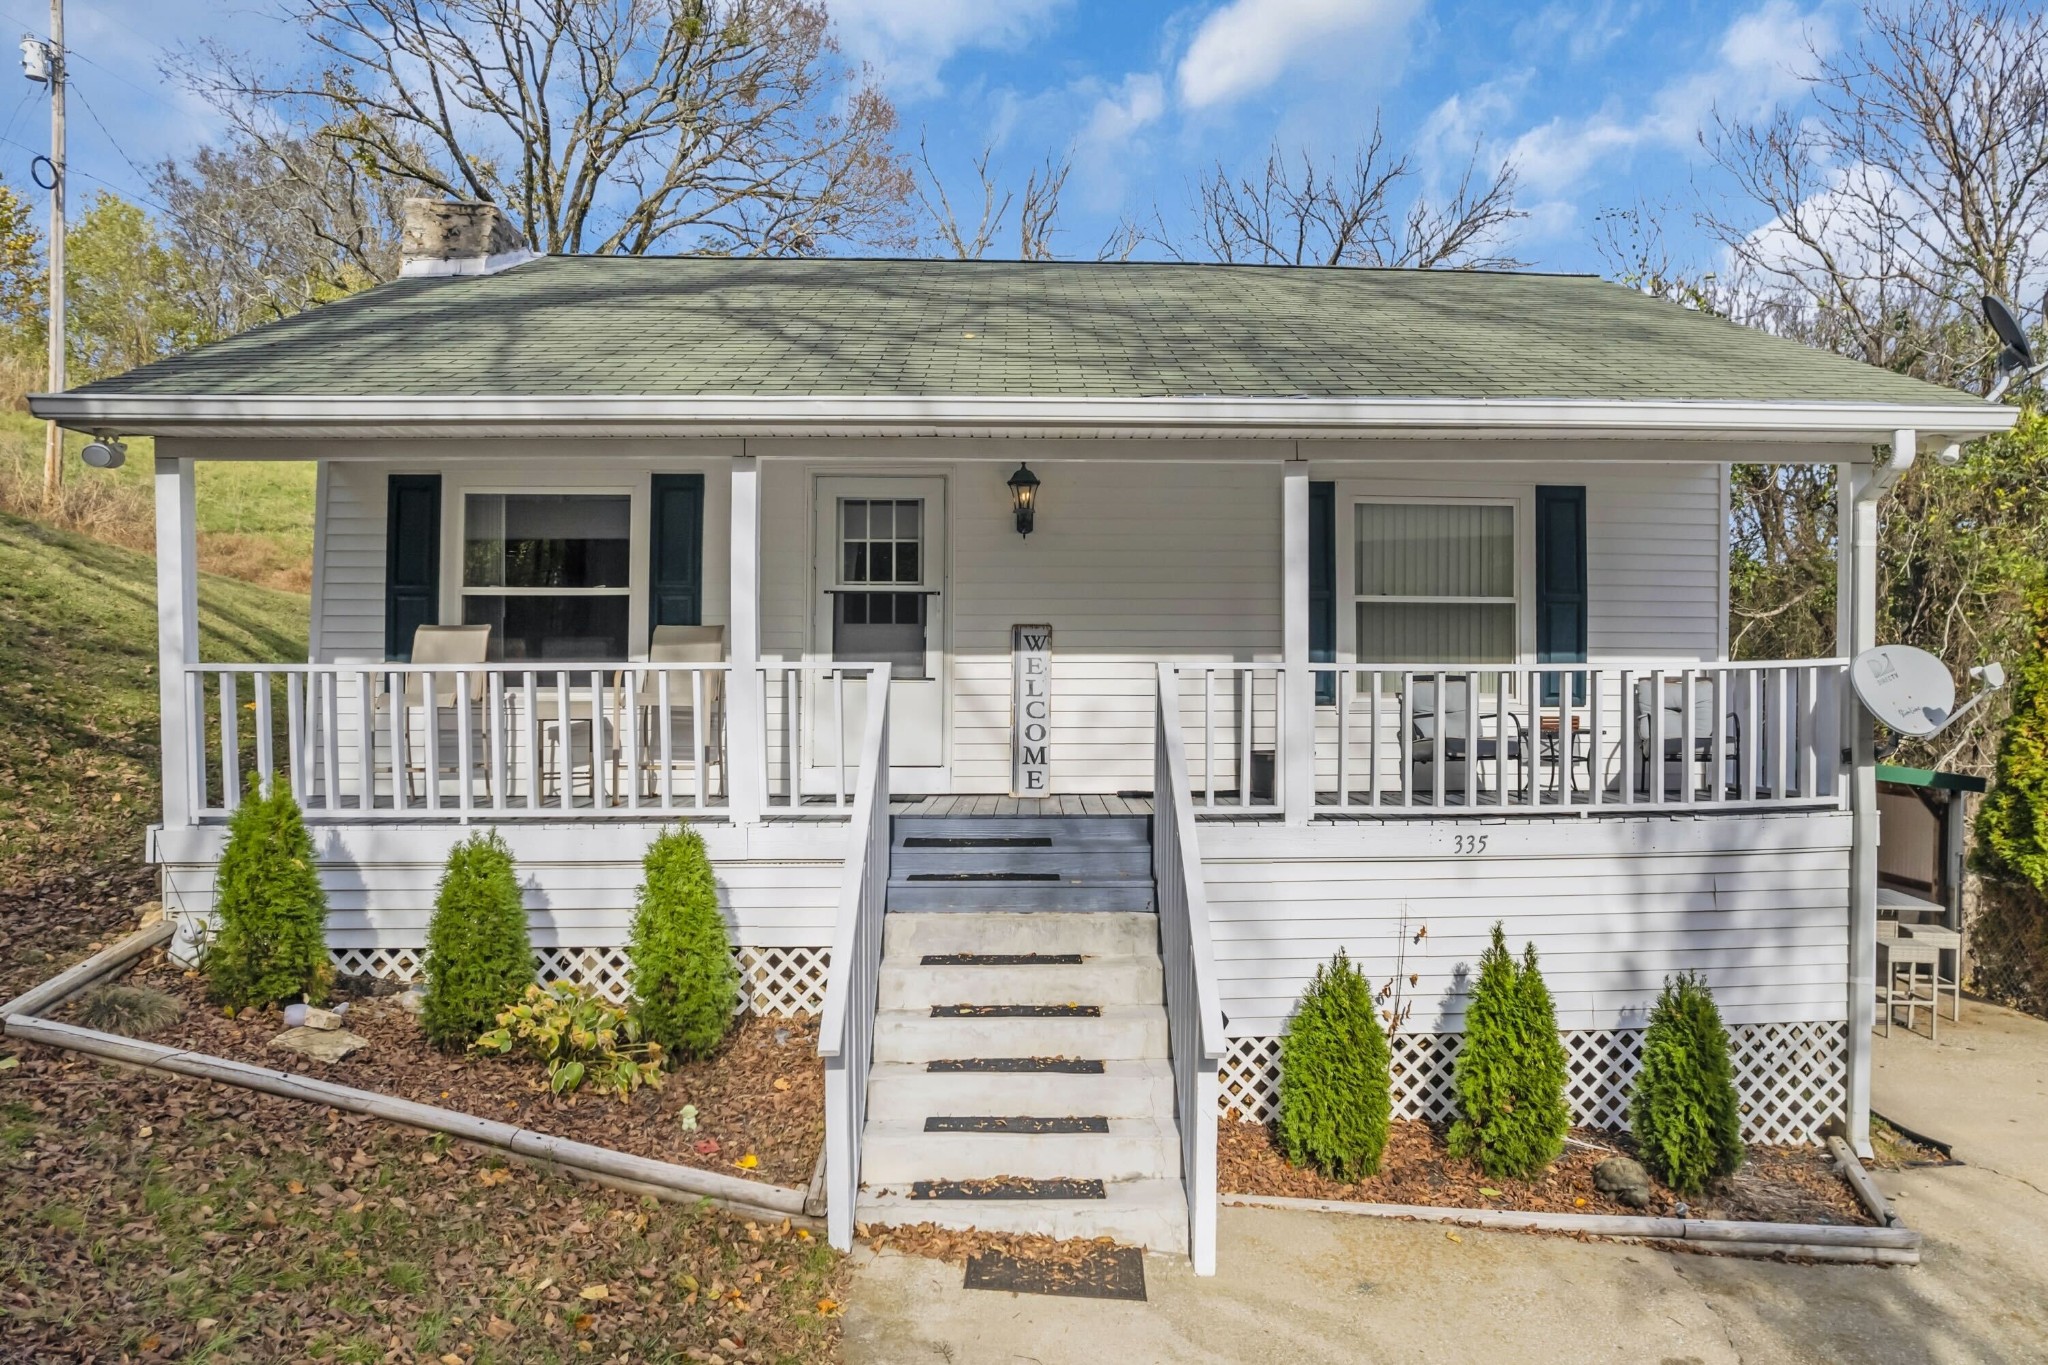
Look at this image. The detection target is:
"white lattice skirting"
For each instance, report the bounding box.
[328,945,831,1018]
[1221,1020,1848,1147]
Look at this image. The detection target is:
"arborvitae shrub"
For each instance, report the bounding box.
[205,783,330,1009]
[1632,972,1744,1195]
[1276,949,1392,1180]
[628,826,737,1061]
[421,831,532,1052]
[1446,922,1571,1179]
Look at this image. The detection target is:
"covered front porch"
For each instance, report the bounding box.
[150,442,1846,830]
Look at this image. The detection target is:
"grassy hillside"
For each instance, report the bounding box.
[0,415,316,591]
[0,511,308,892]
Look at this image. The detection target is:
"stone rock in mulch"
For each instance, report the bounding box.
[392,985,427,1016]
[1593,1156,1654,1208]
[269,1026,370,1063]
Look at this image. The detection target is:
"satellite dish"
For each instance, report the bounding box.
[1984,295,2034,368]
[1851,646,1955,738]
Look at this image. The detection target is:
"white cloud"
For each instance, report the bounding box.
[1512,0,1642,64]
[830,0,1069,98]
[1078,73,1166,150]
[1176,0,1423,110]
[1504,0,1831,194]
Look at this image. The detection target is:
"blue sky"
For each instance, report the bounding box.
[0,0,1847,275]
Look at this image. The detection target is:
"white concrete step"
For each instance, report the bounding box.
[876,956,1163,1009]
[856,1177,1189,1254]
[864,1059,1176,1123]
[882,911,1159,960]
[871,1005,1168,1063]
[858,1115,1182,1184]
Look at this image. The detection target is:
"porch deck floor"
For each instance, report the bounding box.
[885,793,1156,817]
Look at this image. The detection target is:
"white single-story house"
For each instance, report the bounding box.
[32,201,2017,1271]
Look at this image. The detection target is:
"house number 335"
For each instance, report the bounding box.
[1451,834,1489,855]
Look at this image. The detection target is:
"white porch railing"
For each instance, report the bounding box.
[817,677,893,1252]
[182,661,882,821]
[1167,658,1846,818]
[1153,663,1226,1275]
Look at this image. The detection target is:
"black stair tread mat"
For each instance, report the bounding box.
[925,1057,1106,1073]
[924,1115,1110,1134]
[905,872,1063,882]
[930,1004,1101,1018]
[902,836,1054,848]
[911,1177,1106,1201]
[920,952,1085,966]
[964,1246,1147,1302]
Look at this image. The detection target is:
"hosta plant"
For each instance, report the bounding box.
[475,982,665,1101]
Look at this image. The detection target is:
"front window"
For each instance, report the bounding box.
[1354,500,1516,663]
[461,492,631,661]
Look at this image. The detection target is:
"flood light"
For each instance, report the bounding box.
[80,437,125,469]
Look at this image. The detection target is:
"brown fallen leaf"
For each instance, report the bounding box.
[578,1284,609,1301]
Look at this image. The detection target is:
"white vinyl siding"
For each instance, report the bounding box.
[1201,811,1850,1033]
[155,822,846,949]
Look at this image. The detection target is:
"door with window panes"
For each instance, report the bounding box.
[811,477,947,790]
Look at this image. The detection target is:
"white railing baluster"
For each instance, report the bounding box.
[487,672,505,813]
[284,672,306,802]
[219,671,240,809]
[1202,669,1215,809]
[1334,668,1349,810]
[1238,669,1253,807]
[523,672,540,812]
[455,673,474,816]
[253,671,275,798]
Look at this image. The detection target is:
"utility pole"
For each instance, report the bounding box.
[41,0,63,496]
[20,3,62,493]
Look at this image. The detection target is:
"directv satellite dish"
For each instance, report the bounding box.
[1983,295,2047,401]
[1851,646,1955,738]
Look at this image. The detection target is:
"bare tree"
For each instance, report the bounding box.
[154,126,409,339]
[1183,123,1524,268]
[912,136,1141,262]
[1703,0,2048,386]
[180,0,914,257]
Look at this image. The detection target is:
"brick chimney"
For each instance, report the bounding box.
[399,199,537,278]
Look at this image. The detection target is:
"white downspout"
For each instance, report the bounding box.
[1841,429,1916,1157]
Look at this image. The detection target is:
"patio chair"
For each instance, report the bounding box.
[619,625,727,799]
[1407,677,1526,804]
[1633,678,1742,800]
[376,624,493,803]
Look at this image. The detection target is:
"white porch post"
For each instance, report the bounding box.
[156,455,199,829]
[1281,457,1313,826]
[1839,430,1913,1158]
[726,452,764,823]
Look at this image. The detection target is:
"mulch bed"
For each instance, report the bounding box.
[1219,1118,1872,1226]
[67,951,825,1189]
[0,865,154,1003]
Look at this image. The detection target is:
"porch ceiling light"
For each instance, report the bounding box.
[1007,462,1040,538]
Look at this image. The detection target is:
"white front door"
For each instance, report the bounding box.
[810,476,948,792]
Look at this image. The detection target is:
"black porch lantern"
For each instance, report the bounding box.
[1007,463,1041,538]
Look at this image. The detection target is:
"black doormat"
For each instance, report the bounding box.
[920,952,1085,966]
[926,1057,1106,1074]
[930,1004,1100,1018]
[911,1176,1106,1201]
[905,871,1062,882]
[924,1114,1109,1134]
[903,836,1054,848]
[963,1246,1147,1302]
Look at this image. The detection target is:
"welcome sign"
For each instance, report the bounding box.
[1011,624,1052,798]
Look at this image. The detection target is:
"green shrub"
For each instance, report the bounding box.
[475,982,664,1101]
[1632,972,1744,1195]
[1979,588,2048,893]
[1447,923,1571,1180]
[421,831,532,1052]
[1276,949,1392,1180]
[204,782,330,1009]
[628,826,737,1061]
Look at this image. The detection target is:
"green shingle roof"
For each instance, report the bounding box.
[73,256,1980,406]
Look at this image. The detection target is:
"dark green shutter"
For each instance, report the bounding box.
[649,473,705,634]
[1535,485,1587,704]
[384,474,441,661]
[1309,481,1335,704]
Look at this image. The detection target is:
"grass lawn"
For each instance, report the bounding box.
[0,511,307,894]
[0,415,317,592]
[0,1049,846,1363]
